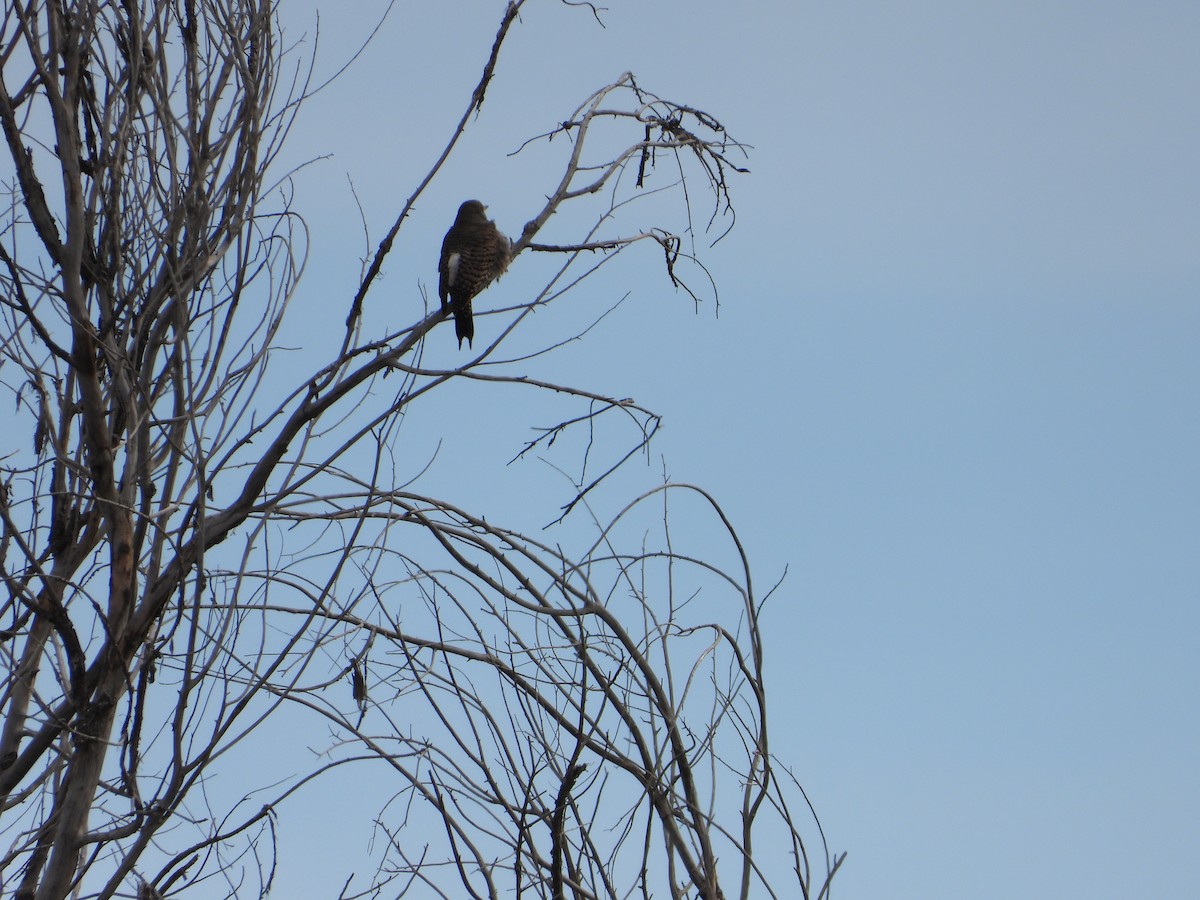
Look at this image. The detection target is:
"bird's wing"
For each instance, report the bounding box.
[438,235,458,307]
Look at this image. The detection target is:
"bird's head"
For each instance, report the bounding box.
[456,199,488,223]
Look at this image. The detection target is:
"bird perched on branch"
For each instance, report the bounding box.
[438,200,512,348]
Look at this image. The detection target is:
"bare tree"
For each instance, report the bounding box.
[0,1,842,898]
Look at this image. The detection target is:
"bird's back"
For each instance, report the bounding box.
[441,220,510,304]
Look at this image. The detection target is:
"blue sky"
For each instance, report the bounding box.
[274,1,1199,896]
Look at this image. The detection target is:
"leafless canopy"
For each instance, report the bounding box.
[0,1,840,898]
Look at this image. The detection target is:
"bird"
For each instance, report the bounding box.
[438,200,512,348]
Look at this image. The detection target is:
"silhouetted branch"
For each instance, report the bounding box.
[0,3,833,899]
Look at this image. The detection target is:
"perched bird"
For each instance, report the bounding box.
[438,200,512,348]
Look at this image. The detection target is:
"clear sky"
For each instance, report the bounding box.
[272,1,1200,897]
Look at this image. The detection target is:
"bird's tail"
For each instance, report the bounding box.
[454,298,474,349]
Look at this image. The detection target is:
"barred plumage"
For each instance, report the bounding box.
[438,200,512,348]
